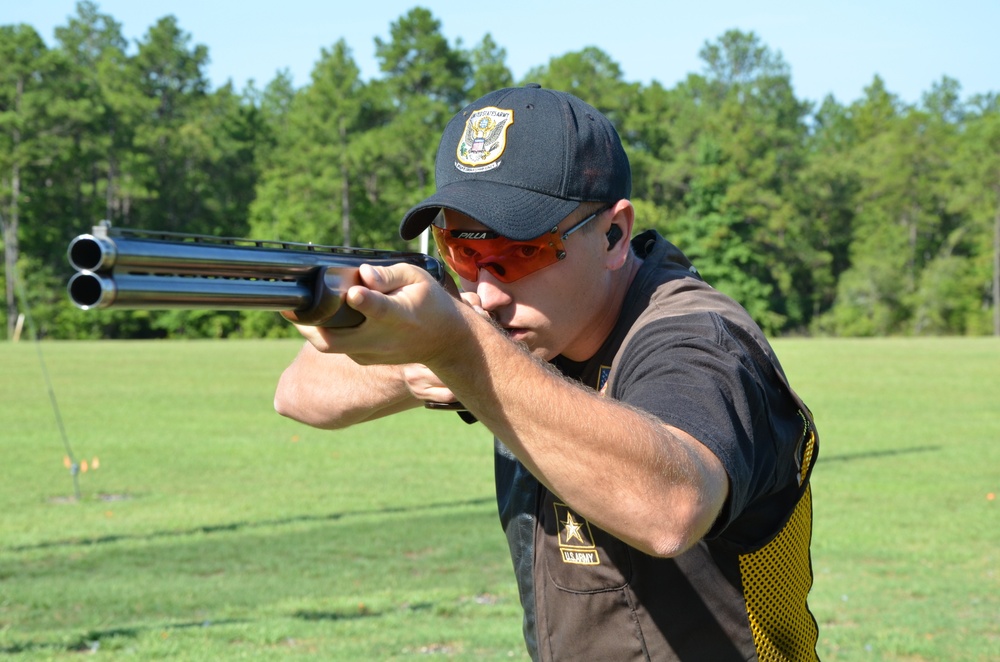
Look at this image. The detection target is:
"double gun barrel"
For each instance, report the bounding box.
[67,222,446,328]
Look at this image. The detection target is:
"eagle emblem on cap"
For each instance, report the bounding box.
[456,106,513,170]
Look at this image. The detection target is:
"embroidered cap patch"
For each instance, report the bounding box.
[456,106,513,172]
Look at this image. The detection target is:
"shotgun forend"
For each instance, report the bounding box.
[66,221,447,328]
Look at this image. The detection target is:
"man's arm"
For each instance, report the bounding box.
[274,288,468,429]
[428,303,730,557]
[274,341,421,429]
[312,263,729,557]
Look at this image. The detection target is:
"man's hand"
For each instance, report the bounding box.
[283,262,466,368]
[281,264,489,411]
[401,363,460,405]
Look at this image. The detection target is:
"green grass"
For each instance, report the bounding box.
[777,338,1000,661]
[1,338,998,660]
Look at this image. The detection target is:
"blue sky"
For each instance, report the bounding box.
[5,0,998,106]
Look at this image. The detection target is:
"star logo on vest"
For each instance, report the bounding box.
[554,502,601,565]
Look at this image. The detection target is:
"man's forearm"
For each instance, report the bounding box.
[274,343,419,429]
[428,305,729,557]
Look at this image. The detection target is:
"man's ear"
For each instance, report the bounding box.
[606,224,623,250]
[603,200,634,270]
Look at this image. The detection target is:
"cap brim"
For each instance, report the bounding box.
[399,180,581,241]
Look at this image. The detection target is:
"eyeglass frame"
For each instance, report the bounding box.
[430,204,614,283]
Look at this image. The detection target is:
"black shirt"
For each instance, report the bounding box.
[494,230,819,661]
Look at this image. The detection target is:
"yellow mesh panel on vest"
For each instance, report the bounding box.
[738,477,818,661]
[799,425,816,486]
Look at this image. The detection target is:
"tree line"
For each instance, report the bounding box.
[3,2,998,340]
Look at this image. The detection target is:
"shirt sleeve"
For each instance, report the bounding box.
[609,312,803,543]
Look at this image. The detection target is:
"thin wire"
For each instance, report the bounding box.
[13,270,81,501]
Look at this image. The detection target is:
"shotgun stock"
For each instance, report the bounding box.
[67,221,447,328]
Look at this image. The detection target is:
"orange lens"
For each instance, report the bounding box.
[431,224,565,283]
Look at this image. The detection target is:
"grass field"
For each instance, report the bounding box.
[1,337,998,660]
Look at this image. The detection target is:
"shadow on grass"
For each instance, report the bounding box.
[818,444,941,463]
[293,600,433,622]
[0,618,251,655]
[294,608,381,621]
[3,605,437,654]
[6,496,495,553]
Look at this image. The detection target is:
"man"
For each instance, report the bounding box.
[275,83,820,661]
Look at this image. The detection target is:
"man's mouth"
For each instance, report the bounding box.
[504,327,529,341]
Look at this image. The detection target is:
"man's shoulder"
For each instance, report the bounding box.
[618,232,780,373]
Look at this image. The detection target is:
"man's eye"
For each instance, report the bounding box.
[513,245,538,258]
[458,246,479,259]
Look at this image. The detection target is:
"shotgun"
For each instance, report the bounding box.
[66,221,447,328]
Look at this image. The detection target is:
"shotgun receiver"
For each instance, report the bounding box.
[66,221,447,327]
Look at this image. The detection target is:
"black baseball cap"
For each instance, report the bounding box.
[399,83,631,242]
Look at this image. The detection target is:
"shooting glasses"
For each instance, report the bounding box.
[431,206,610,283]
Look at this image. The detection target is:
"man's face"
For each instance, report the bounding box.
[441,205,616,362]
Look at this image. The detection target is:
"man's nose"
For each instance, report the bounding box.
[474,268,513,313]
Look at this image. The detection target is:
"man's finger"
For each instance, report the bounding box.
[358,263,423,292]
[344,284,376,319]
